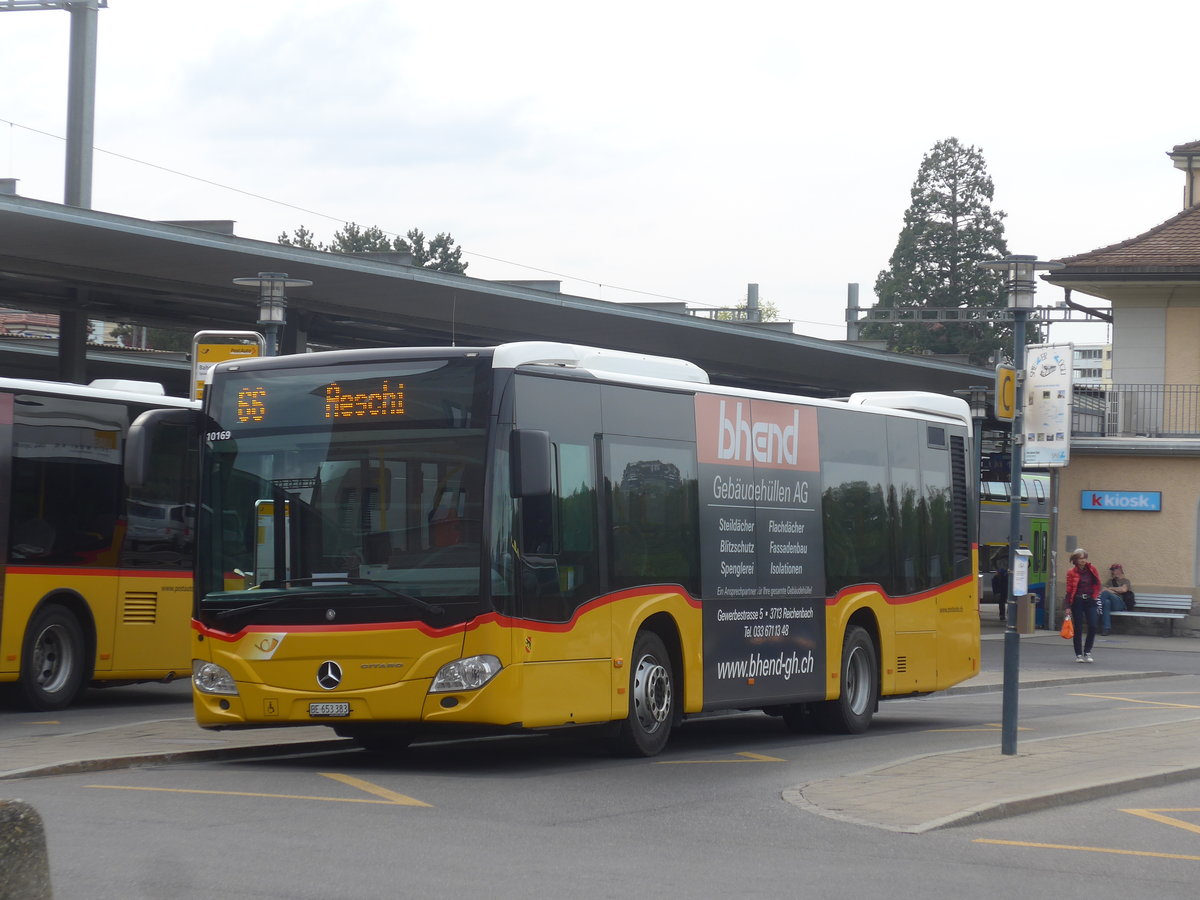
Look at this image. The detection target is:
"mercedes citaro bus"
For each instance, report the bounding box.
[130,342,980,756]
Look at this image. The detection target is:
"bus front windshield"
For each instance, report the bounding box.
[197,357,495,625]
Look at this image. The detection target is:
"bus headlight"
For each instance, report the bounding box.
[192,660,239,696]
[430,655,502,693]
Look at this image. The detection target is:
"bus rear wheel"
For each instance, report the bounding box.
[612,631,675,757]
[20,604,87,711]
[812,625,877,734]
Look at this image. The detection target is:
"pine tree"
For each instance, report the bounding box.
[278,225,468,274]
[865,138,1013,365]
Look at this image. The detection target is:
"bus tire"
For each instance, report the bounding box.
[813,625,877,734]
[612,631,674,757]
[19,604,87,711]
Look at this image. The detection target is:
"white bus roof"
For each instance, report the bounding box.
[492,342,710,385]
[0,376,196,407]
[492,342,970,427]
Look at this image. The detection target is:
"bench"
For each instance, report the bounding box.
[1109,594,1193,636]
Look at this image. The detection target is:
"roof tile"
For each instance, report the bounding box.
[1056,204,1200,269]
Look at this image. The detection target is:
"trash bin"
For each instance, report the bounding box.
[1015,593,1036,635]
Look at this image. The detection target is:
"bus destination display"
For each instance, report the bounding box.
[235,380,406,425]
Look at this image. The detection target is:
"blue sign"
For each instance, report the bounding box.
[1080,490,1162,512]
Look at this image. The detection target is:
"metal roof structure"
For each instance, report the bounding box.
[0,192,992,398]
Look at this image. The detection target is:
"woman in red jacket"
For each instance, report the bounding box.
[1065,548,1102,662]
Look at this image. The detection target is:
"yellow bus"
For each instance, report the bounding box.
[165,342,978,756]
[0,378,197,710]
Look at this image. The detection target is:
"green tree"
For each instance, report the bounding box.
[714,299,781,323]
[279,224,468,274]
[864,137,1014,365]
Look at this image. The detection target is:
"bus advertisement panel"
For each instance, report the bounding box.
[695,394,825,706]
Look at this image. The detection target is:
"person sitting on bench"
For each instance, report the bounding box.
[1100,563,1133,635]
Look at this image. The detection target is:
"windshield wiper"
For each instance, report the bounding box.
[215,578,443,619]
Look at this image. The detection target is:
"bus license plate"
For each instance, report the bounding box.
[309,702,350,718]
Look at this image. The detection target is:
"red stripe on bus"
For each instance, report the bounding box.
[10,566,190,579]
[194,584,704,641]
[825,572,976,607]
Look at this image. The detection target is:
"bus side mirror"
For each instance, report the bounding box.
[510,429,552,498]
[126,408,200,489]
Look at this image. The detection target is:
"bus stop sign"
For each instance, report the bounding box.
[192,331,264,400]
[994,364,1016,422]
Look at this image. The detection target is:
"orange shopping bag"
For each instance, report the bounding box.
[1060,613,1074,640]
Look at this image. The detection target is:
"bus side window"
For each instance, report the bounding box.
[521,492,554,555]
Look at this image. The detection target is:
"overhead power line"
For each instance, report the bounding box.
[0,116,843,331]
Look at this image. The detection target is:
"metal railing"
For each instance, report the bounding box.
[1072,384,1200,437]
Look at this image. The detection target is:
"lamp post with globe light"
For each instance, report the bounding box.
[980,254,1063,756]
[232,272,312,357]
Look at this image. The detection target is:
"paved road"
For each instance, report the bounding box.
[3,618,1199,834]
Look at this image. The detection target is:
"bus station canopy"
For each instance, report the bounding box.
[0,193,991,398]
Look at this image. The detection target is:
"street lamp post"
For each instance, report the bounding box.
[956,384,990,490]
[981,254,1063,756]
[232,272,312,356]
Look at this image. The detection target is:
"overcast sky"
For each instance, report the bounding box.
[1,0,1191,345]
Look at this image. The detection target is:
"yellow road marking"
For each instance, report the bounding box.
[974,839,1200,861]
[318,772,431,806]
[1122,808,1200,835]
[1069,692,1200,710]
[657,751,785,765]
[86,775,431,807]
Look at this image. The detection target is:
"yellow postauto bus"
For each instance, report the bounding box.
[0,377,196,710]
[141,342,979,756]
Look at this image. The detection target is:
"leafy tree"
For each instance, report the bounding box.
[714,299,781,322]
[279,224,468,274]
[863,137,1016,365]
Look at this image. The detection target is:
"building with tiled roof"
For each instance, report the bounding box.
[1041,142,1200,631]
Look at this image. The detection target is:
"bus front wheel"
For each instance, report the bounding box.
[612,631,674,757]
[20,604,87,711]
[813,625,878,734]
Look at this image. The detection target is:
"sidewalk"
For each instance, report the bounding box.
[785,617,1200,832]
[787,719,1200,833]
[3,618,1200,836]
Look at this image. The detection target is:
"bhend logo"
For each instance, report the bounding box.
[717,400,800,466]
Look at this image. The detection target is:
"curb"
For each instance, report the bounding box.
[0,799,53,900]
[921,764,1200,832]
[787,717,1200,833]
[0,738,351,782]
[944,670,1175,695]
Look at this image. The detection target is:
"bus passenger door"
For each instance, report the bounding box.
[111,409,196,675]
[510,375,609,726]
[1029,517,1049,625]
